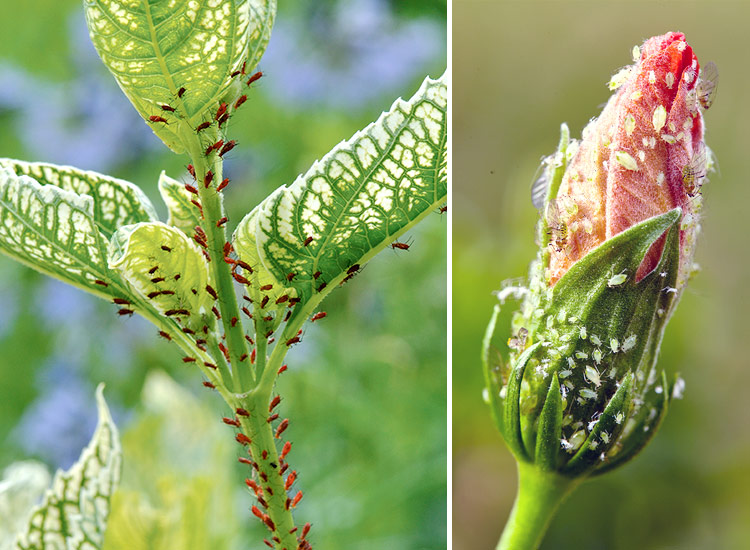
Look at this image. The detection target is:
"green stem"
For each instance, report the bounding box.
[496,462,580,550]
[187,137,252,391]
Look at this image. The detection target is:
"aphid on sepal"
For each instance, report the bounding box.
[696,60,718,110]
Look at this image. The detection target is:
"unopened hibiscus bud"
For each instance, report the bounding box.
[484,32,716,485]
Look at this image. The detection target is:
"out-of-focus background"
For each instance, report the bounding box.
[454,2,749,549]
[0,1,447,548]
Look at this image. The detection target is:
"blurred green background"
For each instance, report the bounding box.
[0,1,446,548]
[453,1,749,549]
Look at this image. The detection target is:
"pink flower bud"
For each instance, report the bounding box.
[548,32,708,285]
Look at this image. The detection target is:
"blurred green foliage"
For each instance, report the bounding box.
[454,1,749,549]
[0,1,446,548]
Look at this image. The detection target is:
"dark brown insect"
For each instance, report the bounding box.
[391,240,411,251]
[439,205,447,214]
[301,523,311,540]
[238,456,253,465]
[204,285,217,299]
[236,260,253,272]
[235,433,251,445]
[94,280,109,287]
[195,121,211,133]
[275,295,289,304]
[317,282,327,292]
[117,308,134,316]
[177,87,186,98]
[233,273,250,285]
[148,265,159,274]
[149,115,168,123]
[260,296,269,309]
[204,170,214,188]
[313,271,322,280]
[234,95,247,109]
[283,310,291,322]
[217,112,229,127]
[212,306,221,319]
[275,419,289,438]
[242,306,252,317]
[347,264,360,275]
[165,308,189,316]
[182,327,195,335]
[279,462,289,476]
[183,357,196,363]
[217,178,230,192]
[303,236,313,247]
[187,164,196,178]
[230,316,238,327]
[260,283,273,291]
[215,102,228,121]
[161,104,176,112]
[263,516,276,532]
[247,71,263,86]
[222,416,241,427]
[261,449,268,460]
[230,69,241,78]
[288,297,301,306]
[285,336,300,347]
[112,298,131,305]
[219,140,236,157]
[161,245,172,252]
[158,330,171,340]
[269,395,281,412]
[216,217,228,227]
[185,183,198,194]
[150,277,165,283]
[310,311,327,322]
[236,407,250,417]
[285,272,296,282]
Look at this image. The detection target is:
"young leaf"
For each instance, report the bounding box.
[108,221,215,331]
[83,0,275,152]
[233,74,447,308]
[0,158,158,238]
[158,171,203,235]
[0,167,130,297]
[13,384,122,550]
[0,462,51,548]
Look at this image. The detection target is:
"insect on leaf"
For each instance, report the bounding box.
[108,222,215,331]
[13,384,122,550]
[83,0,275,152]
[233,74,448,311]
[158,171,203,236]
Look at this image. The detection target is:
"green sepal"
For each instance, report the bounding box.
[504,343,541,462]
[482,304,506,438]
[592,370,671,476]
[563,372,634,476]
[534,373,563,471]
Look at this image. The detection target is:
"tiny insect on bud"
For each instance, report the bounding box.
[230,69,241,78]
[212,306,221,319]
[239,457,253,467]
[391,241,411,250]
[165,308,189,316]
[246,478,260,492]
[347,264,360,275]
[217,112,229,127]
[182,327,195,335]
[250,348,256,364]
[231,316,238,327]
[317,282,327,292]
[260,284,273,291]
[187,164,196,178]
[148,266,159,274]
[279,462,289,475]
[205,285,218,299]
[203,361,217,370]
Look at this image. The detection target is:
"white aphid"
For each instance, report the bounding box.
[585,365,601,388]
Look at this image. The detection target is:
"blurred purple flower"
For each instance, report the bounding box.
[262,0,444,109]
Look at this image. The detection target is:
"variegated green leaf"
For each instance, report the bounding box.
[108,222,214,331]
[83,0,275,152]
[13,385,122,550]
[0,159,158,238]
[158,171,202,235]
[0,167,131,297]
[0,462,51,550]
[245,0,276,76]
[233,74,447,308]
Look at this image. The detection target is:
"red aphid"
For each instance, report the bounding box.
[260,296,269,309]
[217,112,229,127]
[202,381,215,389]
[161,104,176,112]
[267,413,279,424]
[215,102,228,121]
[233,272,250,285]
[301,523,311,539]
[236,433,251,445]
[219,140,236,157]
[185,183,198,194]
[216,216,228,227]
[183,357,196,363]
[236,260,253,272]
[217,178,230,192]
[195,121,211,133]
[303,236,313,247]
[312,271,321,280]
[278,364,288,375]
[247,71,263,86]
[117,308,134,316]
[94,279,108,287]
[212,306,221,319]
[222,416,240,427]
[391,241,411,250]
[236,407,250,417]
[158,330,171,340]
[269,395,281,412]
[203,361,217,370]
[260,283,273,291]
[231,316,238,327]
[285,470,297,491]
[113,298,131,305]
[251,505,264,520]
[204,170,214,188]
[275,295,289,305]
[275,419,289,438]
[281,441,292,460]
[250,348,256,364]
[290,491,302,508]
[234,95,247,109]
[310,311,327,322]
[149,115,168,123]
[205,285,218,299]
[187,164,196,178]
[261,449,268,460]
[239,456,253,466]
[285,273,295,282]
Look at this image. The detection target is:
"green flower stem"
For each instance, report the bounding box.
[237,396,298,548]
[497,462,580,550]
[187,138,253,392]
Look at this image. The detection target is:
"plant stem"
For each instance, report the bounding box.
[496,462,580,550]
